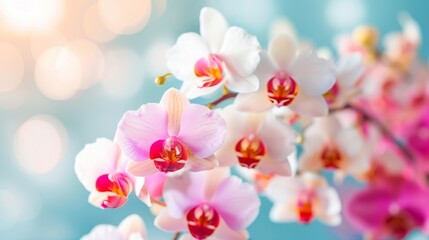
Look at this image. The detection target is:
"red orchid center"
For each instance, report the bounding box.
[150,137,188,173]
[266,71,298,107]
[296,191,315,224]
[235,134,266,169]
[323,82,340,105]
[95,173,132,209]
[254,173,275,191]
[186,204,220,240]
[321,146,342,169]
[194,54,224,88]
[384,210,416,239]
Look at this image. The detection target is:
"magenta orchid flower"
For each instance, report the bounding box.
[234,34,336,117]
[215,105,295,176]
[347,175,429,239]
[117,88,226,176]
[155,168,260,240]
[75,138,137,209]
[265,173,342,225]
[81,214,147,240]
[167,7,261,99]
[299,115,370,180]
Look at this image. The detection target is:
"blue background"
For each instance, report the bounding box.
[1,0,429,239]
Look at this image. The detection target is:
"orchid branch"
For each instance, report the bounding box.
[172,232,182,240]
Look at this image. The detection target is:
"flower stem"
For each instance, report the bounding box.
[207,92,238,109]
[344,104,415,162]
[172,232,182,240]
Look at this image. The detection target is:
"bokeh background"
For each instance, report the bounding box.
[1,0,429,239]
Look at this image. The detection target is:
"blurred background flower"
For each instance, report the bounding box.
[1,0,429,239]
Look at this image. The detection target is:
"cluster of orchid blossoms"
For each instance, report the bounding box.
[75,7,429,240]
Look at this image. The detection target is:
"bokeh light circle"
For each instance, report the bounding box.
[0,0,63,32]
[0,42,24,93]
[30,30,67,59]
[326,0,365,30]
[66,39,105,89]
[0,189,21,230]
[98,0,152,35]
[13,115,68,175]
[100,48,145,99]
[34,47,82,100]
[83,3,117,43]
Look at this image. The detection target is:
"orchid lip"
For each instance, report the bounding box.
[95,173,132,209]
[266,71,298,107]
[235,134,266,169]
[150,137,188,173]
[186,204,220,240]
[194,54,224,88]
[321,146,342,170]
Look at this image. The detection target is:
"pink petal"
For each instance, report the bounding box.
[289,49,336,96]
[117,103,169,161]
[163,172,206,218]
[127,159,159,177]
[256,155,291,176]
[75,138,121,192]
[167,32,209,82]
[160,88,190,136]
[154,210,187,232]
[200,7,229,52]
[213,219,249,240]
[178,104,226,158]
[88,191,128,209]
[211,176,260,230]
[187,154,219,172]
[117,214,147,239]
[269,34,296,69]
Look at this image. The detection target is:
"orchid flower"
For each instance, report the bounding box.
[215,105,295,176]
[265,173,342,225]
[347,175,429,239]
[298,115,370,180]
[81,214,147,240]
[324,54,364,109]
[167,7,261,99]
[234,34,336,117]
[75,138,137,209]
[155,168,260,240]
[335,26,379,64]
[116,88,226,177]
[384,13,421,72]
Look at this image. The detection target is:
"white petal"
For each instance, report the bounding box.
[337,54,364,88]
[255,50,277,85]
[75,138,121,192]
[200,7,229,52]
[220,26,261,78]
[288,92,328,117]
[180,81,220,99]
[118,214,147,240]
[265,176,301,203]
[234,88,273,112]
[316,187,342,226]
[289,50,336,96]
[224,69,259,93]
[256,155,291,176]
[81,225,123,240]
[269,34,296,69]
[167,32,209,82]
[269,202,298,223]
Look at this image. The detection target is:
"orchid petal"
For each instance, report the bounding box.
[118,214,147,240]
[200,7,229,52]
[269,34,296,69]
[160,88,190,136]
[154,210,187,232]
[288,91,328,117]
[127,160,159,177]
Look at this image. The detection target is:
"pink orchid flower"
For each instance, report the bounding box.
[155,168,260,240]
[347,175,429,239]
[75,138,136,209]
[216,105,295,176]
[81,214,147,240]
[299,115,370,180]
[167,7,261,99]
[265,173,342,225]
[324,54,364,109]
[117,88,226,177]
[234,34,336,117]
